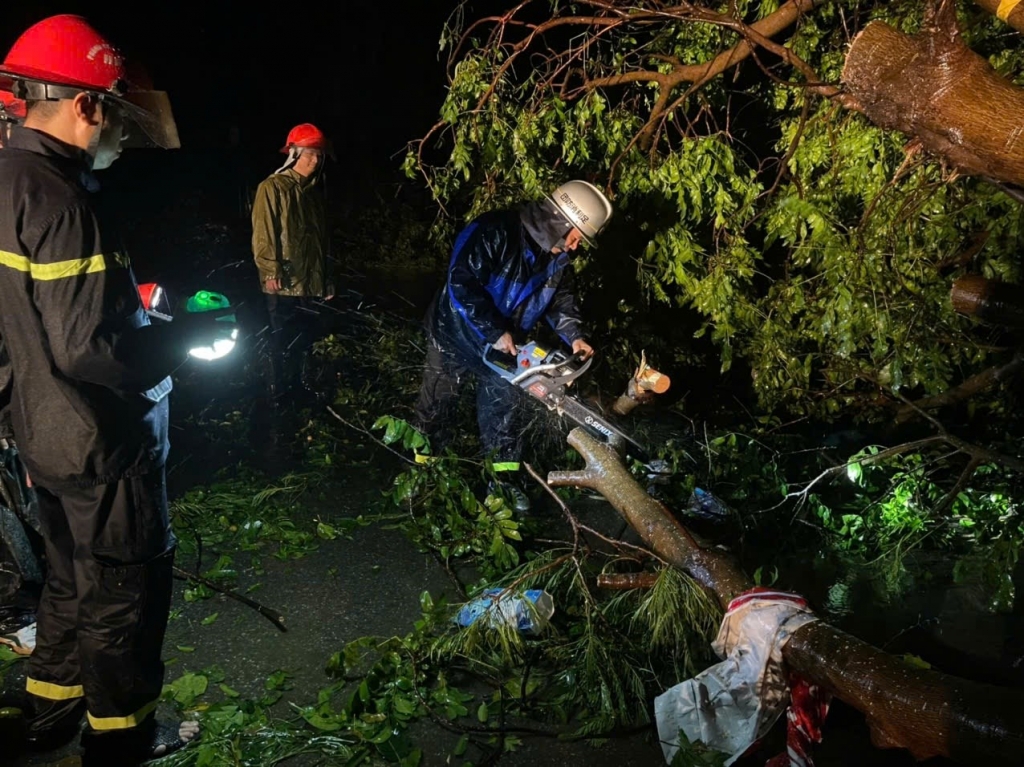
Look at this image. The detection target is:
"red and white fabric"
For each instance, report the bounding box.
[654,588,820,766]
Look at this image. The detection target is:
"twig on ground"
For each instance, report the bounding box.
[327,406,419,466]
[172,566,288,632]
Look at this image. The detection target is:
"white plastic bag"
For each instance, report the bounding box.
[655,590,817,765]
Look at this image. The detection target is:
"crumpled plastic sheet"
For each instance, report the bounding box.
[456,589,555,635]
[654,589,819,765]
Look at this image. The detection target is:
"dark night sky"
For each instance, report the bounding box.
[2,2,484,185]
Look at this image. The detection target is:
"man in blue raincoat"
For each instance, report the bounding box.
[413,181,614,506]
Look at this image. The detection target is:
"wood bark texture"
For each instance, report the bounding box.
[842,19,1024,185]
[950,275,1024,327]
[553,427,1024,765]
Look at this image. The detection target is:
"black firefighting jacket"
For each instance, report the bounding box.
[0,126,176,490]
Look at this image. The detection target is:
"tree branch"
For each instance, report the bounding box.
[895,353,1024,424]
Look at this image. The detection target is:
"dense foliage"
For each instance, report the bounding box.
[406,0,1023,420]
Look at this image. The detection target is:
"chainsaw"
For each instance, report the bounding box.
[482,340,648,460]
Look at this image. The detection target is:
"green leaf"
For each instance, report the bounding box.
[317,521,339,540]
[162,672,208,707]
[265,670,289,691]
[477,701,489,723]
[400,748,423,767]
[201,612,219,626]
[303,707,345,731]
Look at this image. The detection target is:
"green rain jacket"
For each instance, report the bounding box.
[251,169,330,297]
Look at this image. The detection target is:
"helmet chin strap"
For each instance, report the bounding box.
[275,146,302,174]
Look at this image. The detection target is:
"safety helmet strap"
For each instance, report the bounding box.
[13,79,126,103]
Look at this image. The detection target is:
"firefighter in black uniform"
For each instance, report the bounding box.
[0,15,231,763]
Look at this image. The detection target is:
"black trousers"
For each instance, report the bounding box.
[413,334,523,461]
[265,294,319,393]
[26,467,174,733]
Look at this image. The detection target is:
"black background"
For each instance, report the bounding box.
[2,2,473,181]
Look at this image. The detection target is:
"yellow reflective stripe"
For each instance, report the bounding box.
[0,250,30,273]
[998,0,1023,20]
[0,250,107,280]
[86,699,158,731]
[33,253,106,280]
[26,677,85,700]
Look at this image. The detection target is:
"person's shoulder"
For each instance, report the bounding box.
[256,173,278,190]
[473,208,517,225]
[0,149,81,197]
[471,209,521,237]
[258,172,296,191]
[0,151,91,226]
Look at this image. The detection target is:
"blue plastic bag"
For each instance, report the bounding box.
[456,589,554,634]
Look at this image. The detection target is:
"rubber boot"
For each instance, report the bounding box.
[25,698,86,751]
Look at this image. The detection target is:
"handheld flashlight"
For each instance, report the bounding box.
[138,283,239,362]
[185,290,238,361]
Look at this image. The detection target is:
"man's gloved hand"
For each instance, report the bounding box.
[572,338,594,359]
[493,332,517,356]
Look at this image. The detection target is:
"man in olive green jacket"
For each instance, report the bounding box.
[252,123,333,399]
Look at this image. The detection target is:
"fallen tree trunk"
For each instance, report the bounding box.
[550,427,1024,765]
[842,12,1024,186]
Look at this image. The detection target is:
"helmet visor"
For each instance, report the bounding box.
[115,89,180,149]
[0,70,180,149]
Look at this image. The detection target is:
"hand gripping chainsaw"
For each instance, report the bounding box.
[482,341,647,459]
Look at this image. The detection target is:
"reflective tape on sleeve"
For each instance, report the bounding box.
[0,250,107,280]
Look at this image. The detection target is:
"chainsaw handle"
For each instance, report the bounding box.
[481,343,518,378]
[550,352,592,387]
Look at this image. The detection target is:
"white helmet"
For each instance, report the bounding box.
[550,180,613,245]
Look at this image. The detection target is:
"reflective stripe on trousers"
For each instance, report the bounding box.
[26,467,174,730]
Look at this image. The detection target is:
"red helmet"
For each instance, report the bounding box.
[0,15,179,149]
[280,123,327,153]
[2,15,126,94]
